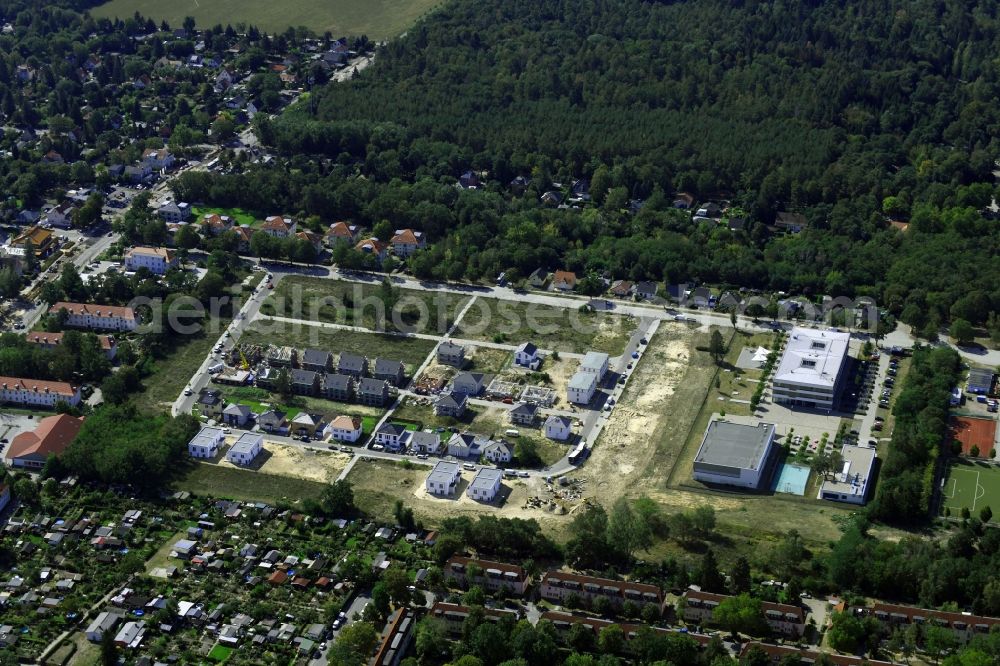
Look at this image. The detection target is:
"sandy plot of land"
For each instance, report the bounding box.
[216,441,350,483]
[579,327,695,504]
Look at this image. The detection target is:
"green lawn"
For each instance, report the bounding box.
[263,276,470,335]
[176,463,328,504]
[241,321,436,373]
[135,319,229,414]
[90,0,445,40]
[453,298,637,355]
[942,460,1000,522]
[191,205,258,227]
[208,645,234,663]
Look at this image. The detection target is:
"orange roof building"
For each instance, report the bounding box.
[51,302,138,332]
[0,376,81,408]
[5,413,85,469]
[25,331,117,359]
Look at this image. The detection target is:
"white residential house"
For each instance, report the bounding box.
[327,415,363,443]
[467,468,503,502]
[425,460,462,496]
[261,215,296,238]
[124,246,177,275]
[142,148,174,170]
[222,403,253,427]
[580,351,610,381]
[544,415,572,441]
[226,432,263,466]
[390,228,426,257]
[567,372,597,405]
[156,201,191,223]
[0,376,80,408]
[188,426,225,459]
[86,612,122,642]
[482,441,512,464]
[514,342,541,369]
[46,202,76,228]
[51,302,138,331]
[375,423,409,451]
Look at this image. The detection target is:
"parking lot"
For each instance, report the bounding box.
[0,412,43,453]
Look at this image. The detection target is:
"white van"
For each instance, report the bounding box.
[504,429,520,437]
[208,363,224,374]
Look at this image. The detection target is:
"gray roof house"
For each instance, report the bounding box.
[289,369,320,396]
[437,341,466,367]
[300,349,334,373]
[447,432,492,459]
[321,373,354,402]
[451,372,491,396]
[373,358,406,387]
[410,431,442,455]
[508,402,537,426]
[258,409,287,433]
[222,402,253,427]
[357,378,390,407]
[434,393,468,418]
[338,352,368,377]
[86,611,122,642]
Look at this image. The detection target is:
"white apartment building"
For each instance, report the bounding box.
[51,302,138,331]
[567,371,597,405]
[124,246,177,275]
[0,376,80,408]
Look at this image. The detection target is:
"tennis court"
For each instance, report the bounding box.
[941,460,1000,521]
[772,463,810,496]
[948,416,996,456]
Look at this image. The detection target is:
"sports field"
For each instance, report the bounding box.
[949,415,997,456]
[90,0,444,40]
[941,460,1000,521]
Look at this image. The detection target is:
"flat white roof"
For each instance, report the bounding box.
[428,460,461,485]
[229,432,262,455]
[469,467,503,492]
[774,327,850,388]
[568,372,596,390]
[821,445,876,497]
[581,351,609,370]
[189,426,223,448]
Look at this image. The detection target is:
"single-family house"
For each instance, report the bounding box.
[434,393,467,418]
[300,349,334,373]
[390,229,426,257]
[425,461,461,496]
[482,441,512,464]
[447,432,491,459]
[86,611,122,642]
[222,403,252,427]
[467,468,503,502]
[156,201,190,223]
[290,412,322,438]
[226,432,263,466]
[527,268,548,289]
[451,372,489,396]
[634,281,658,300]
[410,431,442,455]
[458,171,480,189]
[375,423,408,451]
[113,621,146,649]
[773,211,808,233]
[196,389,224,419]
[201,213,233,236]
[337,352,368,377]
[544,415,572,441]
[289,369,320,396]
[609,280,634,298]
[373,358,406,387]
[552,270,577,291]
[567,372,597,405]
[45,202,76,228]
[437,341,466,367]
[257,409,287,433]
[357,378,390,407]
[514,342,540,369]
[580,351,610,381]
[324,221,359,246]
[508,403,537,426]
[321,373,354,402]
[327,415,362,443]
[355,238,388,262]
[142,148,175,171]
[188,426,225,459]
[261,216,296,238]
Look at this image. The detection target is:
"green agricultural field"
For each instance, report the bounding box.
[90,0,446,40]
[941,460,1000,522]
[241,320,436,373]
[453,298,637,355]
[263,275,470,335]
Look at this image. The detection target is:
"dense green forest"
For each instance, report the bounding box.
[203,0,1000,334]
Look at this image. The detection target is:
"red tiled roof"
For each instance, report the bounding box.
[51,302,136,321]
[447,555,526,580]
[7,414,84,462]
[0,376,78,397]
[25,331,115,351]
[329,415,362,430]
[553,270,577,286]
[872,602,1000,630]
[740,642,899,665]
[542,570,662,601]
[686,589,804,623]
[391,228,420,244]
[327,221,355,238]
[262,215,293,231]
